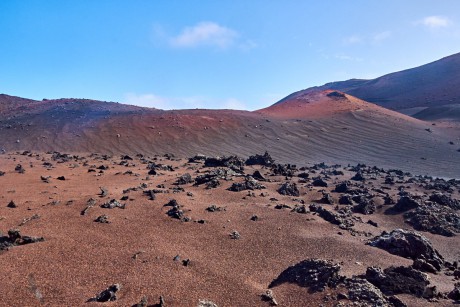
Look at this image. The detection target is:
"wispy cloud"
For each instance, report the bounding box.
[343,31,391,46]
[343,35,362,45]
[123,93,247,110]
[419,16,452,28]
[221,98,247,110]
[372,31,391,43]
[170,22,239,49]
[334,54,363,61]
[153,21,256,50]
[124,93,172,109]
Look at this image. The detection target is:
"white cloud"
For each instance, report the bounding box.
[124,93,248,110]
[334,54,363,61]
[124,93,171,109]
[372,31,391,43]
[343,35,362,45]
[170,22,239,49]
[221,98,247,110]
[419,16,452,28]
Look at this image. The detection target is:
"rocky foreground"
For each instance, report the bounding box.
[0,151,459,306]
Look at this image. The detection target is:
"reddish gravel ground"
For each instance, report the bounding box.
[0,152,459,306]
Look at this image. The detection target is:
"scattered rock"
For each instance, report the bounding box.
[429,192,460,210]
[230,230,241,239]
[270,163,296,177]
[261,289,278,306]
[15,164,25,173]
[95,215,110,223]
[413,259,438,274]
[309,204,354,230]
[7,200,17,208]
[159,295,166,307]
[298,172,310,179]
[165,199,189,221]
[194,168,235,186]
[404,202,460,237]
[204,155,244,172]
[339,194,353,205]
[351,171,365,181]
[197,300,218,307]
[245,152,275,166]
[206,205,223,212]
[132,296,148,307]
[252,170,267,181]
[448,283,460,301]
[176,173,193,185]
[81,198,96,215]
[346,277,400,306]
[334,182,350,193]
[19,214,40,226]
[277,182,299,196]
[181,258,190,266]
[292,204,308,214]
[312,178,328,187]
[101,199,126,209]
[143,190,156,201]
[365,266,430,297]
[353,198,376,215]
[391,195,421,212]
[90,284,121,302]
[228,176,265,192]
[368,229,444,271]
[40,175,51,183]
[269,258,343,292]
[318,191,334,204]
[367,220,378,227]
[99,187,108,197]
[0,229,44,251]
[56,176,66,181]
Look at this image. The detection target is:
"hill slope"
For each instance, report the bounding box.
[1,92,459,178]
[276,52,460,121]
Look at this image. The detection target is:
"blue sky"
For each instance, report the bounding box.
[1,1,460,110]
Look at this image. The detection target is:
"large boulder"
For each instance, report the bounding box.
[228,176,265,192]
[269,258,343,292]
[404,202,460,237]
[368,229,444,271]
[245,151,275,166]
[392,196,420,212]
[277,182,299,196]
[365,266,431,298]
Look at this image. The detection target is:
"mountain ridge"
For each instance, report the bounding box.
[275,52,460,121]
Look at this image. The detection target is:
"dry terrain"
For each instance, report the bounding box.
[0,151,459,306]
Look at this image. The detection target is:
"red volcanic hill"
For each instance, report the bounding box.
[0,92,459,178]
[276,52,460,121]
[257,89,418,120]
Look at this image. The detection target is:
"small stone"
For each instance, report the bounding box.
[94,215,110,223]
[197,300,218,307]
[92,284,121,302]
[230,230,241,240]
[261,289,278,306]
[7,201,17,208]
[182,259,191,266]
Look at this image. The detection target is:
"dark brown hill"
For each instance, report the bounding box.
[275,52,460,121]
